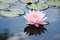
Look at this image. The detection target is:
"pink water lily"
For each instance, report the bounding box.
[24,10,47,25]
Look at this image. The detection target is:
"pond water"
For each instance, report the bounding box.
[0,0,60,40]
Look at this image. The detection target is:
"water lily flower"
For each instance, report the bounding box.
[24,10,48,26]
[24,10,48,35]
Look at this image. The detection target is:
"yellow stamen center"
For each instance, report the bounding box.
[33,15,38,18]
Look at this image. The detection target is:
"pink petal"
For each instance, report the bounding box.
[41,17,47,22]
[25,22,34,25]
[24,16,33,23]
[32,10,37,15]
[36,13,45,23]
[40,22,48,25]
[32,18,38,23]
[39,13,45,20]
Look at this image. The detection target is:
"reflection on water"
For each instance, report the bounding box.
[0,32,8,40]
[7,32,29,40]
[0,29,9,40]
[24,24,47,36]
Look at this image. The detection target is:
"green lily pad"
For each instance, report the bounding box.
[0,3,9,9]
[9,9,25,15]
[0,11,19,17]
[55,0,60,1]
[56,1,60,7]
[27,3,48,10]
[46,1,60,7]
[20,0,38,3]
[0,0,18,3]
[0,9,24,17]
[46,1,56,7]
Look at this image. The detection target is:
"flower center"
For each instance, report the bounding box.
[33,15,38,18]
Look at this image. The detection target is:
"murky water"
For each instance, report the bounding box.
[0,0,60,40]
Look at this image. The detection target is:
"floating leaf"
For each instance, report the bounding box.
[0,3,9,9]
[0,0,18,3]
[20,0,38,3]
[45,1,56,7]
[56,1,60,7]
[9,9,24,15]
[0,11,19,17]
[27,3,48,10]
[55,0,60,1]
[46,0,60,7]
[0,9,24,18]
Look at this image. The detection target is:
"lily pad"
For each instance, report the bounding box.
[56,1,60,7]
[0,3,9,9]
[0,11,19,17]
[20,0,38,3]
[55,0,60,1]
[0,9,24,17]
[9,9,25,15]
[46,1,60,7]
[46,1,56,7]
[0,0,18,3]
[27,3,48,10]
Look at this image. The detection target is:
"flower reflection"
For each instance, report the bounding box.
[24,24,47,36]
